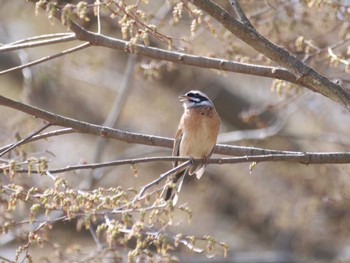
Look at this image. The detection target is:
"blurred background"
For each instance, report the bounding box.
[1,0,350,262]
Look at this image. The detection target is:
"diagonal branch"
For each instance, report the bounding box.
[0,42,90,75]
[0,123,52,157]
[0,128,75,154]
[229,0,253,28]
[190,0,350,110]
[0,34,77,53]
[138,160,191,197]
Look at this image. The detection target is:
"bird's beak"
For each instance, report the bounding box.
[179,95,189,102]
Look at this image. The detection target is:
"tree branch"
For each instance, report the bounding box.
[0,128,75,154]
[0,34,76,53]
[0,42,90,75]
[11,153,350,178]
[138,160,191,197]
[0,93,172,148]
[0,123,51,157]
[190,0,350,110]
[229,0,253,28]
[22,0,332,99]
[0,93,350,164]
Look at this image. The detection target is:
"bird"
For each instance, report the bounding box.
[165,90,221,204]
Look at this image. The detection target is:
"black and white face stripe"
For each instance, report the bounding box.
[186,91,210,103]
[181,90,214,108]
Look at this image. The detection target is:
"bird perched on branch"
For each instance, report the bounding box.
[165,90,221,204]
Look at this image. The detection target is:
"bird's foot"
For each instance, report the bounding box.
[203,155,210,166]
[189,156,196,166]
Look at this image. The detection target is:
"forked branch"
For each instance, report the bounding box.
[23,0,350,111]
[190,0,350,110]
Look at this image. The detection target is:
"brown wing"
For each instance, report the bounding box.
[172,128,183,168]
[165,128,185,202]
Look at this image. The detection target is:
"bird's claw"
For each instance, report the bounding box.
[189,156,195,165]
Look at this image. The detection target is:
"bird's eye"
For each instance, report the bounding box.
[187,92,195,97]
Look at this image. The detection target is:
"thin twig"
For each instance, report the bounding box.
[138,161,191,197]
[328,47,349,67]
[0,156,159,173]
[0,34,77,53]
[0,128,75,154]
[13,157,188,174]
[304,36,350,63]
[0,42,90,75]
[9,151,350,177]
[111,202,167,214]
[229,0,254,28]
[3,33,75,45]
[0,123,52,157]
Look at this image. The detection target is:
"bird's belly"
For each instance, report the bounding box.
[180,129,216,158]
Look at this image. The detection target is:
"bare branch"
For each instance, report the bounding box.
[0,128,75,154]
[0,42,90,75]
[21,0,320,96]
[71,30,302,86]
[2,33,74,45]
[11,157,187,174]
[10,152,350,178]
[24,0,350,111]
[211,153,350,165]
[229,0,253,28]
[0,93,173,148]
[0,22,298,88]
[304,36,350,63]
[328,47,350,67]
[190,0,350,110]
[138,160,191,197]
[0,93,350,164]
[0,34,77,53]
[0,123,51,157]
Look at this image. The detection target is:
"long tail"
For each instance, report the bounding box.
[165,169,187,204]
